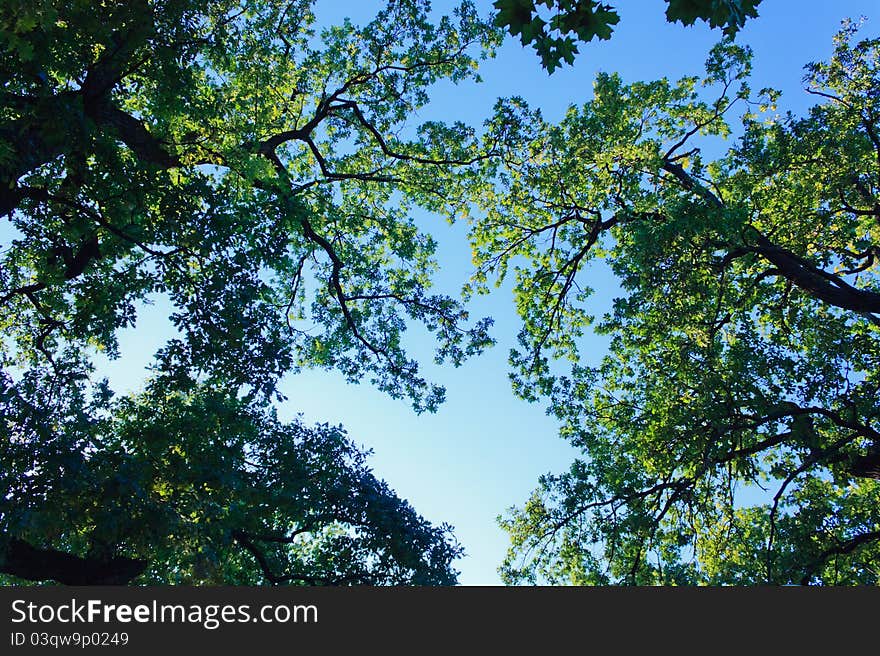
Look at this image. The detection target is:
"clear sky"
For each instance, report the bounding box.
[93,0,879,585]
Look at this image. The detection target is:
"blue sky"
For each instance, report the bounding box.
[94,0,879,585]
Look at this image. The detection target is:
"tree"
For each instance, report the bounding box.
[458,23,880,584]
[0,0,496,584]
[493,0,761,72]
[1,377,461,584]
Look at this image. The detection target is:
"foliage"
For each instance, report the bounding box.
[1,376,461,584]
[458,23,880,584]
[6,0,877,588]
[0,0,496,584]
[493,0,761,72]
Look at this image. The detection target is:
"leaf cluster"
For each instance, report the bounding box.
[492,0,761,72]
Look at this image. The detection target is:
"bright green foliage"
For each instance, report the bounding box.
[493,0,761,72]
[460,23,880,584]
[0,0,495,584]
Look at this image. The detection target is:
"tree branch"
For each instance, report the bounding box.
[799,530,880,585]
[0,537,146,585]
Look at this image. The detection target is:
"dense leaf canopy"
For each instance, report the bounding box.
[2,377,461,584]
[3,0,878,587]
[455,23,880,584]
[0,0,495,584]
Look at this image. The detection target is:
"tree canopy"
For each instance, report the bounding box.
[3,0,878,588]
[0,0,496,584]
[455,22,880,584]
[1,378,461,584]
